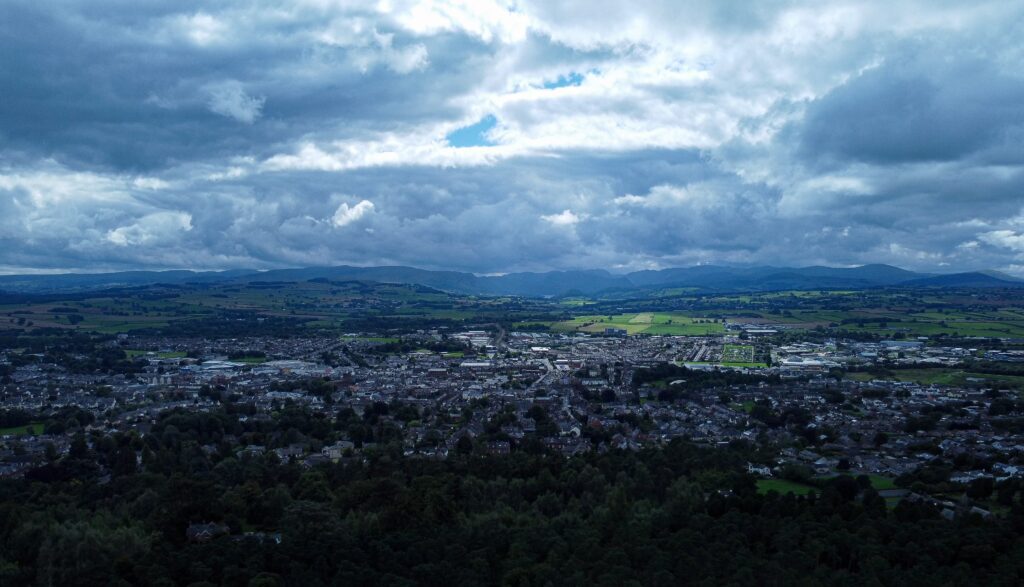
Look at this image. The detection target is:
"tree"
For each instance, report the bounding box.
[966,477,994,500]
[113,445,137,477]
[456,435,473,455]
[69,433,89,460]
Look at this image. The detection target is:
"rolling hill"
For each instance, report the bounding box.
[0,264,1020,297]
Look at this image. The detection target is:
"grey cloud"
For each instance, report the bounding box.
[0,1,490,171]
[1,1,1024,276]
[799,51,1024,166]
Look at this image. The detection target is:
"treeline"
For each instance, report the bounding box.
[633,363,782,397]
[0,330,145,375]
[139,312,312,338]
[364,339,470,356]
[338,316,467,333]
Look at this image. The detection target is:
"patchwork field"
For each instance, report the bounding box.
[3,284,1023,342]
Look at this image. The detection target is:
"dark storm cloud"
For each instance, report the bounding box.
[799,51,1024,166]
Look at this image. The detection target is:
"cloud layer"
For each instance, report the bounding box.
[1,0,1023,274]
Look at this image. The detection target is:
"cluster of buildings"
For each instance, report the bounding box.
[3,328,1024,509]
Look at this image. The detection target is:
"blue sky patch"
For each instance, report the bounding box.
[446,115,497,147]
[543,72,584,89]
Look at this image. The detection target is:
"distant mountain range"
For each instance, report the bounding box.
[0,264,1021,297]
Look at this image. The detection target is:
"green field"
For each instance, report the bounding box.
[732,401,756,414]
[757,475,893,496]
[756,479,818,496]
[0,423,45,436]
[868,475,896,490]
[552,313,725,336]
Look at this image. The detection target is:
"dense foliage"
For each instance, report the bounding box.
[3,410,1024,586]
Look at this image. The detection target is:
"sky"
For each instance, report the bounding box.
[1,1,1023,276]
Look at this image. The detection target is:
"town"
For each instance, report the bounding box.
[5,313,1024,520]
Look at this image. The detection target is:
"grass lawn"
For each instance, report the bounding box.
[732,401,755,414]
[869,475,896,490]
[0,423,45,436]
[757,479,819,496]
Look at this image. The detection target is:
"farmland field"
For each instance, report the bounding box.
[552,313,725,336]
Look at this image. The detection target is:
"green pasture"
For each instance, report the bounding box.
[0,423,45,436]
[553,313,725,336]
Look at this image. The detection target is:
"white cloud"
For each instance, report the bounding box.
[206,81,265,124]
[541,209,581,226]
[980,230,1024,253]
[165,12,228,47]
[262,137,528,172]
[106,212,193,246]
[316,19,429,73]
[387,0,531,44]
[331,199,375,227]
